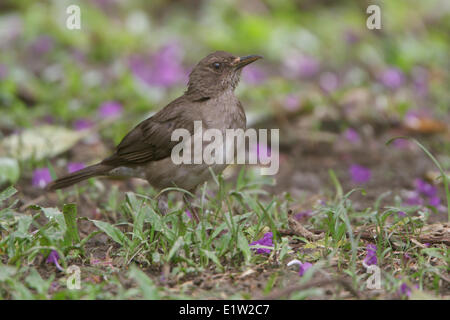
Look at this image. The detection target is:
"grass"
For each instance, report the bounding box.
[0,166,448,299]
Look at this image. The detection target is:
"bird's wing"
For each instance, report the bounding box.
[102,96,197,167]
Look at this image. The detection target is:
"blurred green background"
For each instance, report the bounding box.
[0,0,449,179]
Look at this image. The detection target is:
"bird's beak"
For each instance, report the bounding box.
[233,55,263,69]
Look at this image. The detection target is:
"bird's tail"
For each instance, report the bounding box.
[45,163,113,191]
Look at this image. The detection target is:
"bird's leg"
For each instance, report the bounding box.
[183,191,200,224]
[157,192,169,215]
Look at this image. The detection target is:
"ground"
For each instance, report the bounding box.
[1,115,448,299]
[0,0,449,300]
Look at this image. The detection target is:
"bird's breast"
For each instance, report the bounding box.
[143,92,246,191]
[202,93,246,131]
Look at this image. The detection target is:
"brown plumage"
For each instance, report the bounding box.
[46,51,262,219]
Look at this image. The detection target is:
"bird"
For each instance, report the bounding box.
[46,51,263,222]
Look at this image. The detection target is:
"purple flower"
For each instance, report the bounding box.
[294,210,313,221]
[282,53,320,79]
[424,243,430,248]
[298,262,313,276]
[405,178,443,210]
[379,67,405,89]
[428,196,441,207]
[98,101,123,119]
[242,65,267,85]
[397,211,407,217]
[297,56,320,78]
[283,94,300,111]
[343,128,360,143]
[46,250,64,272]
[363,244,377,266]
[185,210,192,219]
[151,44,185,86]
[404,253,411,261]
[68,162,85,173]
[129,43,186,87]
[73,118,94,131]
[399,283,411,297]
[287,259,313,277]
[414,179,437,198]
[349,164,371,184]
[399,282,418,297]
[32,168,52,188]
[319,72,338,93]
[250,232,273,254]
[31,35,54,55]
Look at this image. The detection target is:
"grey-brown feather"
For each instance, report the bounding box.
[47,51,255,192]
[102,95,198,167]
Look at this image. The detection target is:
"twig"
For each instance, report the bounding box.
[287,216,324,241]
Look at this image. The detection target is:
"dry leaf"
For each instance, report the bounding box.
[0,125,88,161]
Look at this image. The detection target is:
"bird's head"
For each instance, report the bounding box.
[186,51,262,100]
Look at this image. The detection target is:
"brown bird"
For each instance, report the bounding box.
[46,51,262,222]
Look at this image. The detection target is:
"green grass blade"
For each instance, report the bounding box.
[63,204,80,245]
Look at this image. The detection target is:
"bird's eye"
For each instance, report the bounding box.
[212,62,221,70]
